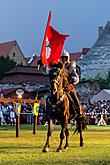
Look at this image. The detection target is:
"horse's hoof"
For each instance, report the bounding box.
[64,146,69,149]
[56,148,62,152]
[42,147,50,152]
[80,143,84,147]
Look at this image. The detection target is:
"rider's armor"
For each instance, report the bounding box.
[65,62,80,85]
[61,50,82,115]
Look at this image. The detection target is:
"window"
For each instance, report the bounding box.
[13,52,15,57]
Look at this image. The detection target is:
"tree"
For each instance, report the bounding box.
[0,56,17,79]
[81,71,110,90]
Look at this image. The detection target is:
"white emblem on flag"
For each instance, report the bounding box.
[46,37,51,59]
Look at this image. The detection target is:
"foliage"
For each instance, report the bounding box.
[95,76,110,89]
[0,125,110,165]
[81,72,110,90]
[0,56,17,79]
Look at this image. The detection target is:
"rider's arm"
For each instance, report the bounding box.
[37,59,49,75]
[70,67,79,84]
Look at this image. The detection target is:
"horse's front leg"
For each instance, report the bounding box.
[64,127,69,149]
[42,119,54,152]
[56,118,68,152]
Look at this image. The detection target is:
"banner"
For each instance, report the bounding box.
[34,103,40,116]
[18,104,21,114]
[40,11,69,68]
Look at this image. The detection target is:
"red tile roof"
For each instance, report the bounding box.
[82,48,90,54]
[29,55,40,66]
[0,40,17,57]
[70,52,82,61]
[0,66,49,85]
[26,50,87,66]
[27,52,82,65]
[6,65,43,75]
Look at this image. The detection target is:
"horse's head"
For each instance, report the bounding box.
[49,67,63,96]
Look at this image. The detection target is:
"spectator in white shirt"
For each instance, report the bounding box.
[10,108,15,126]
[0,109,3,125]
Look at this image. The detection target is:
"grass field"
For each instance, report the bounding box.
[0,125,110,165]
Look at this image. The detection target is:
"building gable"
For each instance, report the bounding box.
[0,40,27,65]
[78,21,110,78]
[70,52,82,61]
[0,40,16,57]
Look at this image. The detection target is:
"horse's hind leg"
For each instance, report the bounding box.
[42,119,54,152]
[77,119,84,147]
[64,127,69,149]
[80,130,84,147]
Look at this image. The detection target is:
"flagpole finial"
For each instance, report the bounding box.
[49,10,52,18]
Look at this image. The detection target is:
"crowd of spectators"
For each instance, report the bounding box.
[0,99,110,126]
[82,99,110,114]
[0,102,15,125]
[82,100,110,125]
[0,102,34,125]
[0,101,46,125]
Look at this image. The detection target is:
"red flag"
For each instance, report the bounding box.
[40,11,69,68]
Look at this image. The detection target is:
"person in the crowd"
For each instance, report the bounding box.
[10,108,15,126]
[0,103,5,125]
[0,109,3,125]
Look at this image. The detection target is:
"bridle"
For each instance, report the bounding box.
[50,68,64,96]
[49,67,68,109]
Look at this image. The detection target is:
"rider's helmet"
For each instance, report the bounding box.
[61,50,70,63]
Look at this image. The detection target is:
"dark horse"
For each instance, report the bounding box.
[42,65,86,152]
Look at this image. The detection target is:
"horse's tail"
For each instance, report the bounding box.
[73,115,87,134]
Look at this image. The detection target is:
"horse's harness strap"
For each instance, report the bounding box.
[59,93,66,102]
[51,79,60,86]
[51,93,66,110]
[58,88,64,95]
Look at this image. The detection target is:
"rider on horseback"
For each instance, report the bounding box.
[38,50,86,151]
[60,50,82,116]
[37,50,83,116]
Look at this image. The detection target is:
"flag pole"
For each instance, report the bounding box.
[40,11,52,59]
